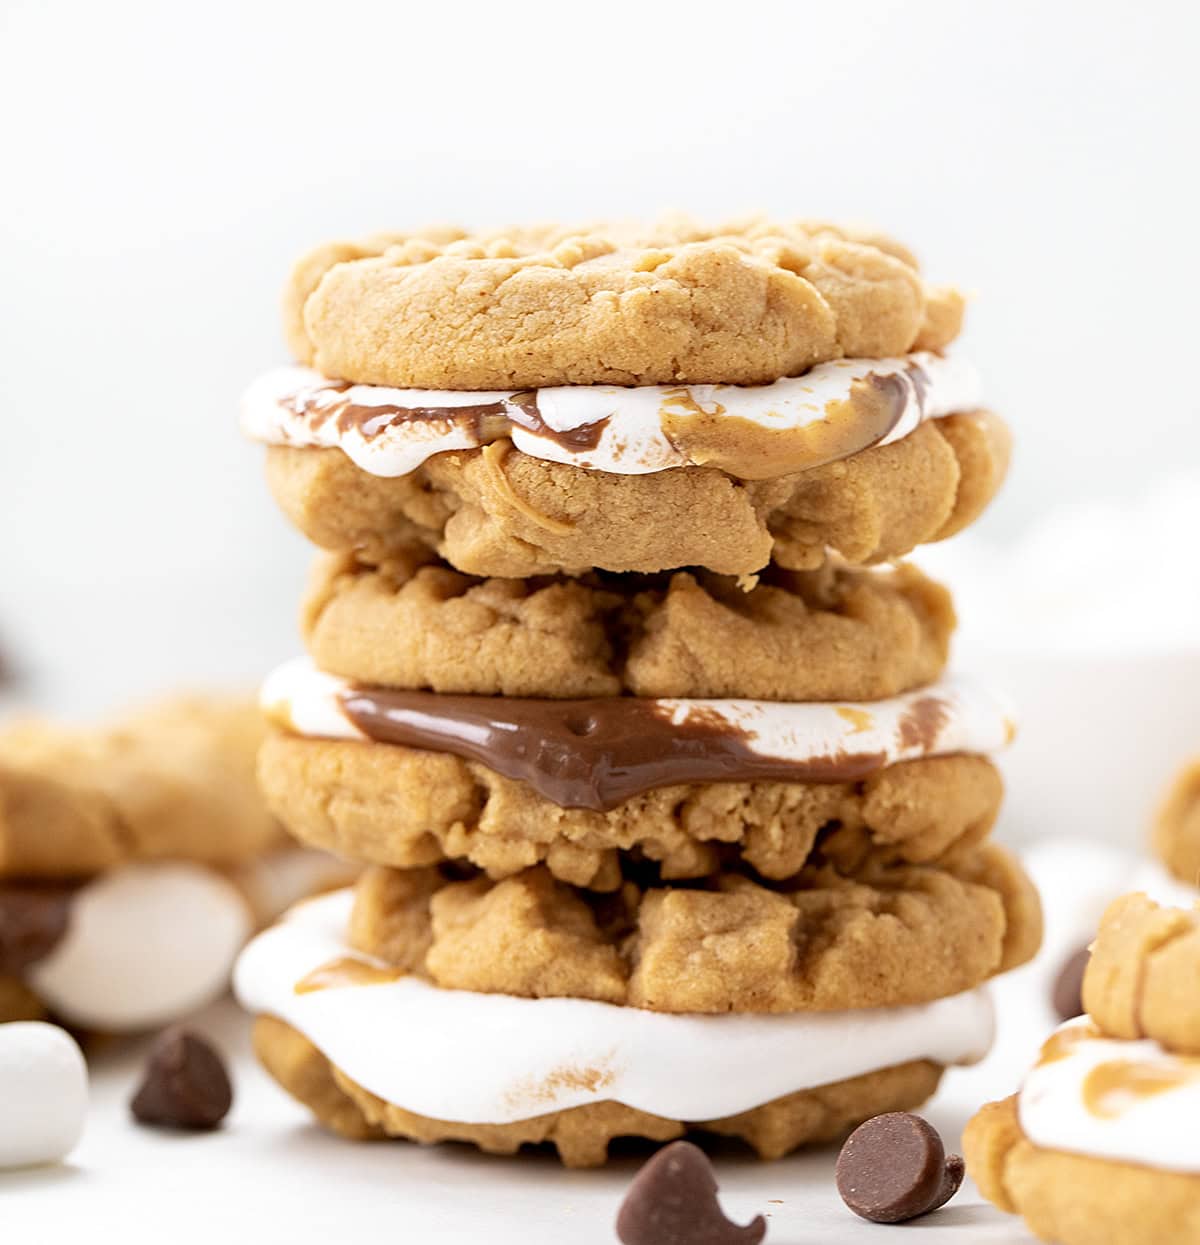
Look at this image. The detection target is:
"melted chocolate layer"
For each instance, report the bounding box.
[337,689,891,812]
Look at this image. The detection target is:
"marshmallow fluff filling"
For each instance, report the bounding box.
[1020,1018,1200,1174]
[241,351,982,479]
[235,889,996,1126]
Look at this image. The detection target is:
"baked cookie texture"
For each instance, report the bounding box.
[965,1096,1200,1245]
[965,892,1200,1245]
[346,845,1039,1014]
[265,409,1009,577]
[254,1014,945,1167]
[1154,756,1200,888]
[283,218,965,390]
[259,739,1004,887]
[303,555,954,700]
[0,695,280,878]
[1082,892,1200,1053]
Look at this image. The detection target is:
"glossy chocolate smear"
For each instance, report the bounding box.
[0,883,75,974]
[338,689,887,811]
[285,381,610,453]
[505,392,611,451]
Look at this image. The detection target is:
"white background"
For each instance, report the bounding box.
[2,0,1198,712]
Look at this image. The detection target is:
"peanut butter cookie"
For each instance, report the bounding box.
[260,738,1005,888]
[262,409,1008,577]
[284,218,963,390]
[966,1096,1200,1245]
[966,893,1200,1245]
[345,843,1039,1014]
[302,556,954,701]
[0,695,279,877]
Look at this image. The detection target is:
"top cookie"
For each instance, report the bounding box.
[283,218,964,390]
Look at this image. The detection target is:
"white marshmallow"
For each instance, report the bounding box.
[0,1023,87,1168]
[30,862,253,1032]
[1020,1019,1200,1173]
[235,890,996,1125]
[241,352,982,480]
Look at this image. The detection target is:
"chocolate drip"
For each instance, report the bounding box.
[504,393,611,452]
[337,689,889,812]
[281,382,610,453]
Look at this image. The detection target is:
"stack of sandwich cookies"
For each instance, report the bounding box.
[0,695,351,1035]
[236,217,1041,1166]
[966,893,1200,1245]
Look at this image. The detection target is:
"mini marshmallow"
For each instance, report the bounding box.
[30,862,253,1032]
[0,1022,87,1168]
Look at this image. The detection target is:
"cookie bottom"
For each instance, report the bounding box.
[253,1015,944,1167]
[264,410,1008,578]
[964,1096,1200,1245]
[260,730,1005,888]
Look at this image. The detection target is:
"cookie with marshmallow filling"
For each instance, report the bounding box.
[0,695,353,1036]
[246,217,1005,578]
[258,411,1008,578]
[965,892,1200,1245]
[253,1013,947,1167]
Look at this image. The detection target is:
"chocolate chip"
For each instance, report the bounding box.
[616,1140,766,1245]
[1052,945,1091,1021]
[836,1112,964,1223]
[130,1028,232,1130]
[0,883,75,975]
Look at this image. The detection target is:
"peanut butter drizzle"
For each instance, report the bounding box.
[658,366,925,481]
[1037,1022,1102,1065]
[481,440,575,534]
[294,957,402,994]
[835,706,875,734]
[336,688,892,811]
[1083,1057,1200,1118]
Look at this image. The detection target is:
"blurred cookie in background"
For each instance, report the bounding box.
[966,892,1200,1245]
[1154,755,1200,889]
[0,693,354,1039]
